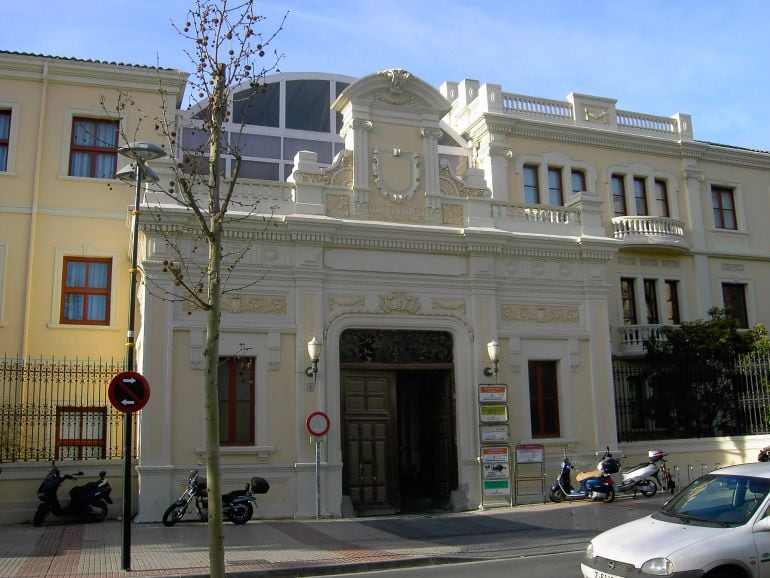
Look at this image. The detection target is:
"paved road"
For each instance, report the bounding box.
[0,494,668,577]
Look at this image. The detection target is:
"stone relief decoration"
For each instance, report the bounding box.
[379,290,421,314]
[431,299,466,316]
[182,293,287,315]
[325,148,354,188]
[722,263,744,272]
[375,69,414,106]
[584,106,609,124]
[372,148,421,202]
[501,304,580,324]
[326,194,351,218]
[442,204,464,227]
[438,161,489,199]
[328,295,366,311]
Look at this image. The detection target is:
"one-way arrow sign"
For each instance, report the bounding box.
[108,371,151,413]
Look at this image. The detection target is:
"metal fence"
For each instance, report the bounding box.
[0,356,133,462]
[614,353,770,442]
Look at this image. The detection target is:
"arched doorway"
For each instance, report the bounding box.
[339,329,458,515]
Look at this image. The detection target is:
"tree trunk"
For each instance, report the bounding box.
[204,61,227,578]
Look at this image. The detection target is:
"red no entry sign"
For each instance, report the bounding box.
[305,411,331,437]
[108,371,151,413]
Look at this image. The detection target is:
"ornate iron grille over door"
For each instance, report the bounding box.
[339,329,453,365]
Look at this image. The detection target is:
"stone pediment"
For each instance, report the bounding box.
[332,69,451,118]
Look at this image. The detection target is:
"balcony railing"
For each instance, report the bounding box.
[611,215,689,251]
[616,324,668,356]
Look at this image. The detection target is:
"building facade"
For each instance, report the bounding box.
[2,52,770,523]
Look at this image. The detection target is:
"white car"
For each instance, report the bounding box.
[581,462,770,578]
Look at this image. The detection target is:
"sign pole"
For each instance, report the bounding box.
[315,437,321,519]
[305,411,331,520]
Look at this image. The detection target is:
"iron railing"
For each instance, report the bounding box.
[0,356,133,462]
[614,354,770,441]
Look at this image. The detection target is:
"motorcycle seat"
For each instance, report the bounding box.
[576,469,602,482]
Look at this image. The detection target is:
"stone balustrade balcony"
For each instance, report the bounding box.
[611,215,689,252]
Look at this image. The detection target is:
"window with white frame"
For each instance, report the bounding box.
[517,156,594,206]
[608,167,676,218]
[0,102,20,174]
[69,117,119,179]
[722,282,749,328]
[51,247,119,329]
[620,276,683,327]
[56,406,107,460]
[0,110,10,172]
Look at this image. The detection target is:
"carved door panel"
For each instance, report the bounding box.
[342,371,398,513]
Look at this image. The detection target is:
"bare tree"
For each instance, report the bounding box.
[116,1,284,575]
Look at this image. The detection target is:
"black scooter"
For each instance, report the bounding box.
[33,462,113,526]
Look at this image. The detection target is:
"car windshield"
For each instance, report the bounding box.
[656,474,770,527]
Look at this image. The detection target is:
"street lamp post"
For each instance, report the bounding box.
[115,141,165,571]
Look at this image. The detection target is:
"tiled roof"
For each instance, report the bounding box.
[0,49,178,71]
[696,139,770,155]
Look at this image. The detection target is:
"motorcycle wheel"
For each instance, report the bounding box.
[601,487,616,503]
[33,505,48,527]
[162,503,188,527]
[640,479,658,497]
[85,500,109,523]
[227,503,253,525]
[548,488,566,503]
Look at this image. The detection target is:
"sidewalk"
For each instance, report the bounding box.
[0,495,667,577]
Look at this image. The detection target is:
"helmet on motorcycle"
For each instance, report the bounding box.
[648,450,665,461]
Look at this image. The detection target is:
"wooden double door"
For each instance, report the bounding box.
[341,368,457,515]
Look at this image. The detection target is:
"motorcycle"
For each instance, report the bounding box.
[759,446,770,462]
[162,469,269,526]
[616,449,668,497]
[548,448,618,503]
[33,462,113,526]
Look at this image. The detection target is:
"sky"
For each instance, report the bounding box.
[4,0,769,151]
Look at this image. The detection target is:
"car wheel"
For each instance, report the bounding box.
[705,567,747,578]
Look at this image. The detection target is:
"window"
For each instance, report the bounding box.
[655,179,670,217]
[571,169,586,194]
[644,279,659,324]
[56,407,106,459]
[60,257,112,325]
[633,177,648,216]
[722,283,748,328]
[285,79,330,132]
[712,186,737,229]
[621,278,638,325]
[0,110,9,172]
[523,164,539,203]
[218,356,255,445]
[233,83,280,127]
[69,117,118,178]
[611,174,627,216]
[548,167,564,205]
[528,360,560,437]
[665,280,681,325]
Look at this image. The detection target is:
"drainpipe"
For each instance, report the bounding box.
[21,60,48,359]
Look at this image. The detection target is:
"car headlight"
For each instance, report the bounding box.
[641,557,673,576]
[585,542,595,560]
